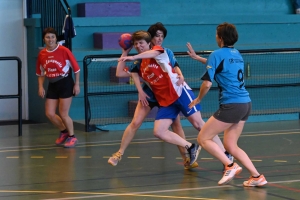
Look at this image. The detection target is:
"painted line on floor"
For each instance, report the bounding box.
[274,160,287,163]
[6,156,19,158]
[39,179,300,199]
[152,157,165,159]
[31,156,43,159]
[0,130,299,153]
[0,179,298,200]
[55,156,68,159]
[127,156,140,159]
[79,156,92,159]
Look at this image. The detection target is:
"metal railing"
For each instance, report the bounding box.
[26,0,73,51]
[0,57,22,136]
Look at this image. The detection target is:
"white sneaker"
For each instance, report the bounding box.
[243,174,268,187]
[218,162,242,185]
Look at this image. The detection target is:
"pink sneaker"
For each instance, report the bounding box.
[64,136,78,148]
[55,132,69,145]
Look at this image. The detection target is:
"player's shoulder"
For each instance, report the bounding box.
[152,45,164,51]
[57,44,69,51]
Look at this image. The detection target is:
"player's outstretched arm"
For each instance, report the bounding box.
[186,42,207,64]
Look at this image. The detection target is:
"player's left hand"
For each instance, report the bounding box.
[73,84,80,96]
[138,91,149,106]
[176,74,184,86]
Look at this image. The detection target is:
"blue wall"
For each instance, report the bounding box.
[24,0,300,125]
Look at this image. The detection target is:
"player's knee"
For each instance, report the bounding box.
[45,111,55,120]
[130,120,142,130]
[153,129,163,139]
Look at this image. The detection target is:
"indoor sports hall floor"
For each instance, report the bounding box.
[0,120,299,200]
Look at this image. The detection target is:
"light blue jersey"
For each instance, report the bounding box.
[202,47,251,104]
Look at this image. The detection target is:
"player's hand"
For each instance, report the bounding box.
[38,87,45,98]
[138,91,150,107]
[188,98,200,109]
[186,42,198,60]
[73,84,80,96]
[176,74,184,86]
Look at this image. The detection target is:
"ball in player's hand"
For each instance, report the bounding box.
[118,33,132,50]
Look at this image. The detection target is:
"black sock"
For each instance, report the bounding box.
[68,135,75,137]
[186,143,194,150]
[227,163,234,167]
[61,129,68,133]
[252,174,261,178]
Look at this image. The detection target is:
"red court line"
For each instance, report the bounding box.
[268,183,300,193]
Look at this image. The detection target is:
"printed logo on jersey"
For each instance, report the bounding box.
[206,65,212,69]
[229,58,244,64]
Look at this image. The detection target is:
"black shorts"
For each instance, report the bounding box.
[46,76,74,99]
[213,102,252,123]
[148,100,160,109]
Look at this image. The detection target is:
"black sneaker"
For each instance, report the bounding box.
[187,143,201,165]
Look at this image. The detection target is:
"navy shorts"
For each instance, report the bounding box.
[213,102,252,123]
[46,75,74,99]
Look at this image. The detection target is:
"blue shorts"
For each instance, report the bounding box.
[155,86,201,121]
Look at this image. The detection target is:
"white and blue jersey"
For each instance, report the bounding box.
[202,47,251,104]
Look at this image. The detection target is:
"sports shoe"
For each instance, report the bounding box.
[184,157,199,169]
[108,152,122,166]
[243,174,267,187]
[63,136,78,148]
[187,143,201,166]
[218,162,242,185]
[55,132,69,145]
[223,152,234,172]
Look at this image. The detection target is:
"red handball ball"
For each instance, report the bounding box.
[118,33,132,50]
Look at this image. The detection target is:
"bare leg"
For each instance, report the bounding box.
[118,102,151,154]
[58,97,74,136]
[187,111,225,151]
[45,99,66,131]
[224,121,260,176]
[171,115,187,160]
[198,116,260,177]
[154,119,192,148]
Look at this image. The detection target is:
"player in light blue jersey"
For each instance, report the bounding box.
[187,22,267,187]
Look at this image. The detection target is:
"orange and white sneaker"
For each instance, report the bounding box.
[243,174,267,187]
[218,162,242,185]
[184,157,199,170]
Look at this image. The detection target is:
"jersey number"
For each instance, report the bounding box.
[237,69,244,88]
